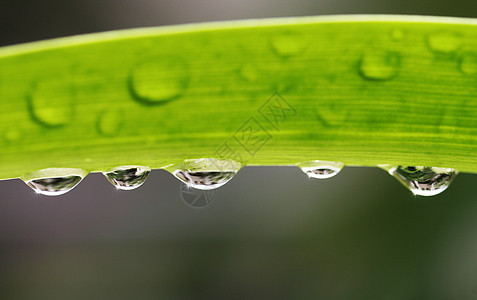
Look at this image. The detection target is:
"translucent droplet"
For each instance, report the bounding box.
[28,80,74,127]
[427,32,461,53]
[459,53,477,75]
[298,161,344,179]
[391,29,404,41]
[128,59,189,105]
[97,108,124,137]
[239,63,259,81]
[4,129,21,142]
[171,158,242,190]
[102,166,151,190]
[381,165,457,196]
[271,33,307,57]
[359,51,400,81]
[22,168,88,196]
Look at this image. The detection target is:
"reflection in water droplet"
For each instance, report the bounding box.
[271,33,307,57]
[28,80,74,127]
[103,166,151,190]
[359,51,400,81]
[22,168,88,196]
[97,108,124,137]
[128,59,189,105]
[381,165,457,196]
[427,32,461,53]
[298,161,344,179]
[459,53,477,75]
[171,158,242,190]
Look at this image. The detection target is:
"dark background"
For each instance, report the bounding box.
[1,1,477,299]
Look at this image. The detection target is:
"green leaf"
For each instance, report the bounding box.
[1,15,477,180]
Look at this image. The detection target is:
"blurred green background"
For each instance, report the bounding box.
[1,1,477,299]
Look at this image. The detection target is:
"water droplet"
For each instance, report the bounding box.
[459,53,477,75]
[128,59,189,105]
[102,166,151,190]
[171,158,242,190]
[28,80,74,127]
[381,165,457,196]
[238,63,259,81]
[22,168,88,196]
[391,29,404,41]
[271,33,307,57]
[298,161,344,179]
[4,129,21,142]
[427,32,461,54]
[97,108,124,137]
[359,50,401,81]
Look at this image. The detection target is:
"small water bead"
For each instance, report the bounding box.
[102,166,151,190]
[427,32,461,54]
[359,50,401,81]
[391,29,405,41]
[129,59,190,105]
[239,63,259,81]
[28,80,74,127]
[22,168,88,196]
[97,108,124,137]
[271,33,307,57]
[298,161,344,179]
[381,165,457,196]
[174,171,237,191]
[171,158,242,190]
[4,129,21,142]
[459,53,477,75]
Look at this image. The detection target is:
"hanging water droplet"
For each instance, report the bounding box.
[427,32,461,53]
[22,168,88,196]
[271,33,307,57]
[128,59,189,105]
[28,80,74,127]
[298,161,344,179]
[102,166,151,190]
[381,165,457,196]
[459,53,477,75]
[171,158,242,190]
[97,108,124,137]
[359,50,401,81]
